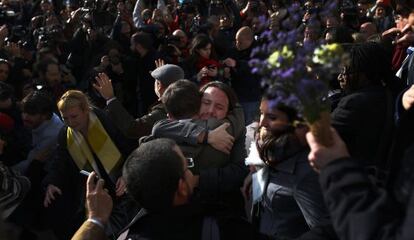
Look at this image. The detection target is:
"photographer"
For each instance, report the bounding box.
[132,0,166,29]
[109,6,134,53]
[66,14,117,91]
[32,58,67,102]
[222,26,259,124]
[0,37,33,100]
[181,34,223,86]
[240,0,265,26]
[89,47,126,108]
[158,37,183,64]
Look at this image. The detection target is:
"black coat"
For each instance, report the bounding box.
[124,204,266,240]
[331,85,394,169]
[42,108,136,240]
[227,44,261,103]
[319,143,414,240]
[320,89,414,240]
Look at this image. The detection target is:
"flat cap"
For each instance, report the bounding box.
[151,64,185,86]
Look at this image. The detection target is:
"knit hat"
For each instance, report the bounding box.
[151,64,185,87]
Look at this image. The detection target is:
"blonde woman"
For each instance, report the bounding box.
[42,90,135,239]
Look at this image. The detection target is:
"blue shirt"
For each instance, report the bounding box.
[30,113,63,159]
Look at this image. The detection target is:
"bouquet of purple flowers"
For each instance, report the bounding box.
[250,1,348,146]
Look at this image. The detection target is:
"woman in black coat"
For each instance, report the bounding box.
[331,42,395,172]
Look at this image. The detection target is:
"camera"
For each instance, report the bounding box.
[0,7,16,26]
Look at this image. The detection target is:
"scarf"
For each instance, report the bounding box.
[195,57,221,86]
[67,111,122,176]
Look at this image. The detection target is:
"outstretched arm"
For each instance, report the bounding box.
[307,128,410,240]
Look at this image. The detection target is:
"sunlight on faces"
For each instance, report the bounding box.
[259,99,290,137]
[60,106,89,132]
[199,87,229,120]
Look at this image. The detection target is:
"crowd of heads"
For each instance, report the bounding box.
[0,0,414,239]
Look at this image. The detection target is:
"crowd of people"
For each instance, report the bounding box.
[0,0,414,239]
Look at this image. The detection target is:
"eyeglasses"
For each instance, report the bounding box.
[339,67,356,77]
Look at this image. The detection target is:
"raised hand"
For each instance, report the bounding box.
[93,72,115,100]
[155,58,165,68]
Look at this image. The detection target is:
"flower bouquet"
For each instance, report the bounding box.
[250,2,347,147]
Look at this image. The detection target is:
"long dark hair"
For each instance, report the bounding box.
[257,132,301,167]
[256,99,303,167]
[187,34,217,66]
[200,81,238,112]
[343,42,391,92]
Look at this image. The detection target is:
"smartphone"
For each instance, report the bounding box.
[207,64,216,70]
[79,170,100,182]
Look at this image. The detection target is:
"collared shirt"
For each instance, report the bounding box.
[14,113,64,173]
[28,113,64,162]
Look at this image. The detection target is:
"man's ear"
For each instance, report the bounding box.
[156,80,163,92]
[167,113,175,120]
[173,178,189,206]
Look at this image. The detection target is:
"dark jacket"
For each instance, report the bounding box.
[319,82,414,240]
[319,144,414,240]
[147,106,248,214]
[44,108,134,189]
[106,98,167,139]
[43,108,136,240]
[251,136,330,239]
[123,203,266,240]
[227,43,261,103]
[331,85,394,169]
[314,91,414,240]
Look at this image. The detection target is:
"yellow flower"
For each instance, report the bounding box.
[313,43,343,65]
[268,50,281,67]
[268,46,294,67]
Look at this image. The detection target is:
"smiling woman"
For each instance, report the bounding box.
[249,97,330,239]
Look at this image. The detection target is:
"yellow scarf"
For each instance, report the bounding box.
[67,112,122,175]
